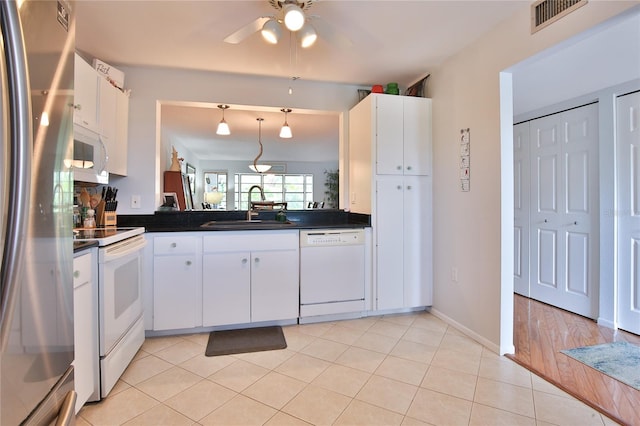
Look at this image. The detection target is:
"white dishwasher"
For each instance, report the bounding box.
[300,229,365,319]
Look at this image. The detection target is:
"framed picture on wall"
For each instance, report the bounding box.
[186,163,196,194]
[162,192,178,209]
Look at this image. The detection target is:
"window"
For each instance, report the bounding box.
[203,171,228,210]
[234,173,313,210]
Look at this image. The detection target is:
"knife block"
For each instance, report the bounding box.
[96,200,117,227]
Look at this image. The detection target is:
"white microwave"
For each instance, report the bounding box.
[71,125,109,184]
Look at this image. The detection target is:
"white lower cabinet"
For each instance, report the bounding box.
[152,234,202,330]
[251,249,299,322]
[150,230,299,331]
[376,175,432,310]
[202,251,251,326]
[202,230,299,327]
[73,249,99,413]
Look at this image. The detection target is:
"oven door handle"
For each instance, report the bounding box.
[101,236,147,262]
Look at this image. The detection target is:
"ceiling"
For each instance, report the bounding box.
[75,1,526,161]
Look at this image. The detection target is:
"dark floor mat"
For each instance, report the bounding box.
[205,325,287,357]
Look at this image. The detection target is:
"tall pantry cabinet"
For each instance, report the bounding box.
[349,93,433,311]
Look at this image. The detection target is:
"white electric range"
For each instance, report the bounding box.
[73,226,145,246]
[73,226,147,400]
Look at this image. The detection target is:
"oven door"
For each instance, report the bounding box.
[98,235,146,356]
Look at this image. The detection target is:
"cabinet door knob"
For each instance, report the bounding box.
[544,219,548,223]
[406,166,412,171]
[254,257,260,263]
[185,260,192,266]
[73,104,81,111]
[396,165,402,170]
[407,185,412,190]
[73,271,80,278]
[242,258,248,264]
[171,242,177,248]
[397,185,402,190]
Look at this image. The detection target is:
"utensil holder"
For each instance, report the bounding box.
[96,201,117,226]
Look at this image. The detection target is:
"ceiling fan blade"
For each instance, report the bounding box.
[308,15,353,48]
[224,16,272,44]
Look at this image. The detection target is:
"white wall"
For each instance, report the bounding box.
[108,67,361,214]
[429,1,639,354]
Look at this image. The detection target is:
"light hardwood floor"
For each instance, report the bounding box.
[508,294,640,426]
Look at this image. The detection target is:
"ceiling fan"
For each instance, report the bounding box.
[223,0,352,48]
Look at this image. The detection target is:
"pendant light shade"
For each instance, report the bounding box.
[299,23,317,48]
[250,118,272,173]
[279,108,293,139]
[248,164,272,173]
[261,18,281,44]
[216,104,230,135]
[283,3,305,31]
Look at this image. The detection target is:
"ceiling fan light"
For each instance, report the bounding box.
[283,3,305,31]
[216,104,231,135]
[261,18,281,44]
[299,23,317,48]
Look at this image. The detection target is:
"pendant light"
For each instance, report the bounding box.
[216,104,230,135]
[279,108,293,139]
[249,118,272,173]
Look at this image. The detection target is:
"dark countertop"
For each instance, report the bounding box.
[74,240,99,253]
[117,209,371,233]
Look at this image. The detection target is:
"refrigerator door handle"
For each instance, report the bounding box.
[54,391,77,426]
[0,1,33,350]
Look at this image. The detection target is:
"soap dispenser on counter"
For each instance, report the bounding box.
[275,209,287,223]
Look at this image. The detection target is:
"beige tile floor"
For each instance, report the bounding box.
[77,311,619,426]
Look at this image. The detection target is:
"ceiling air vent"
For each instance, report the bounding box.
[531,0,587,33]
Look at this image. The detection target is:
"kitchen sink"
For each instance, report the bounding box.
[200,220,295,229]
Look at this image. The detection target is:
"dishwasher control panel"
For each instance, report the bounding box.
[300,229,364,247]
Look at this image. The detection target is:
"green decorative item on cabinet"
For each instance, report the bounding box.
[324,169,339,209]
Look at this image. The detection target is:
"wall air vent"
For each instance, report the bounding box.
[531,0,587,34]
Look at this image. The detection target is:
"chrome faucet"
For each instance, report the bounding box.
[247,185,265,220]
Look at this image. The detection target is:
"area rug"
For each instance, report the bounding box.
[205,326,287,357]
[561,341,640,390]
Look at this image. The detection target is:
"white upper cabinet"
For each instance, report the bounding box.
[98,77,129,176]
[74,53,129,176]
[375,95,432,176]
[73,54,99,132]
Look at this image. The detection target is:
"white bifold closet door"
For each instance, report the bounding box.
[514,122,531,297]
[527,103,599,319]
[616,90,640,335]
